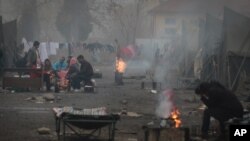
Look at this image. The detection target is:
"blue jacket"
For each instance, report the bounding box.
[53,61,67,71]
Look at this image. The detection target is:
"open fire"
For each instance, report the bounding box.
[116,57,126,73]
[170,107,182,128]
[115,57,127,85]
[156,89,182,128]
[160,106,182,128]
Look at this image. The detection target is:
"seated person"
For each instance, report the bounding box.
[195,81,243,140]
[71,55,93,92]
[43,59,54,91]
[65,57,79,90]
[53,56,67,72]
[66,55,73,69]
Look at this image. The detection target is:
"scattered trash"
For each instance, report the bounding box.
[24,97,35,101]
[127,112,142,117]
[150,90,157,94]
[25,94,61,103]
[43,94,55,101]
[147,121,154,126]
[118,110,142,117]
[198,104,206,110]
[0,88,9,94]
[121,100,128,105]
[121,108,127,115]
[37,127,51,135]
[24,96,45,103]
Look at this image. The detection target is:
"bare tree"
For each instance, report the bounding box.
[106,0,146,44]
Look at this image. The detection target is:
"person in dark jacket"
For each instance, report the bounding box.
[195,81,243,140]
[71,55,93,91]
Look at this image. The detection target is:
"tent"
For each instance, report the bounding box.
[200,14,223,81]
[221,7,250,90]
[3,19,17,68]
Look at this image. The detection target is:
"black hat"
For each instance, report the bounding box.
[33,41,40,47]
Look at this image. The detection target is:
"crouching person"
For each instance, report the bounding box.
[71,55,94,92]
[195,81,243,141]
[66,57,79,91]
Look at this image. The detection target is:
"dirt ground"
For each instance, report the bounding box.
[0,63,249,141]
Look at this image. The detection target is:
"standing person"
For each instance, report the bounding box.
[53,56,67,71]
[195,81,243,140]
[43,59,53,91]
[26,41,41,68]
[71,55,93,92]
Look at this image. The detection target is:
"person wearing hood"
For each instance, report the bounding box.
[195,81,243,140]
[66,57,80,91]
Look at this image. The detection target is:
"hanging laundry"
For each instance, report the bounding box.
[39,42,48,63]
[22,38,31,52]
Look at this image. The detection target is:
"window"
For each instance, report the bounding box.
[165,18,176,25]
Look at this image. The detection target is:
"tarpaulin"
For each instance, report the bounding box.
[201,14,223,81]
[222,7,250,90]
[3,20,17,68]
[119,44,137,59]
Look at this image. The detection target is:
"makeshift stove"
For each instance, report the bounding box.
[115,57,126,85]
[143,108,189,141]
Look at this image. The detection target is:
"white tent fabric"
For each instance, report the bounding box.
[39,42,48,62]
[49,42,59,55]
[22,38,31,52]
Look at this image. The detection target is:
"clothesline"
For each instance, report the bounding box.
[22,38,62,62]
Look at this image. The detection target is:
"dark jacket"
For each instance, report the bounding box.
[66,64,79,79]
[79,60,93,77]
[201,86,243,118]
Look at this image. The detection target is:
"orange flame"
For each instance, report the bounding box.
[170,107,181,128]
[116,57,126,73]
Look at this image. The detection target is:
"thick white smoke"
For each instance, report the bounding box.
[155,89,174,118]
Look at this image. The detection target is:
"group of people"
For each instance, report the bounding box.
[26,41,94,92]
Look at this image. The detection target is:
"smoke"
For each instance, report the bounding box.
[155,89,174,118]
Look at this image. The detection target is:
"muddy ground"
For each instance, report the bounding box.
[0,64,249,141]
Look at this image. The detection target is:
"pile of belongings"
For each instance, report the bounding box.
[53,106,107,117]
[227,111,250,125]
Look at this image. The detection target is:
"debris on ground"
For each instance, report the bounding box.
[118,110,142,117]
[121,99,128,105]
[37,127,51,135]
[150,90,157,94]
[24,94,61,103]
[0,88,9,94]
[43,94,55,101]
[24,96,45,104]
